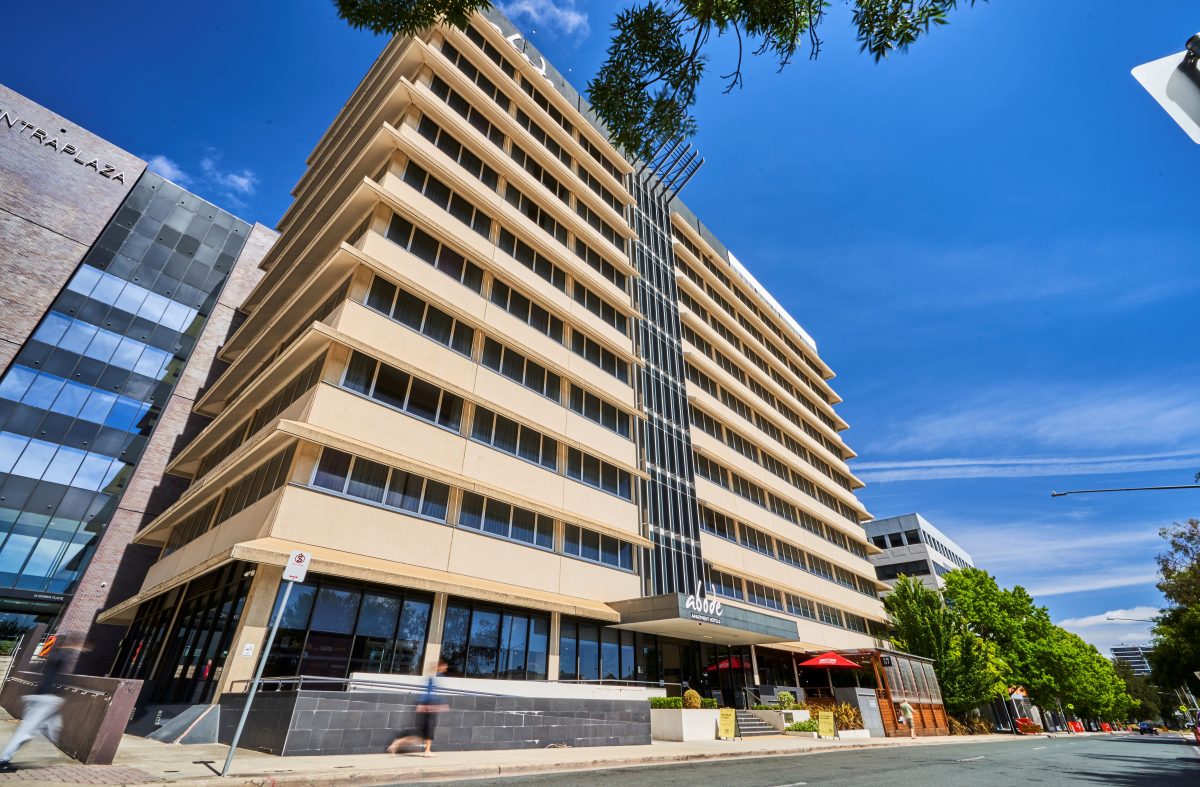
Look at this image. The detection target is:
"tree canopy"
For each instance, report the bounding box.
[334,0,984,158]
[884,576,1007,717]
[884,569,1133,721]
[1150,519,1200,702]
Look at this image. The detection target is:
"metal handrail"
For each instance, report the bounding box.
[228,674,505,695]
[4,676,110,699]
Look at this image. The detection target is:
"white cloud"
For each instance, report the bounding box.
[876,384,1200,457]
[200,155,257,197]
[497,0,589,37]
[1057,606,1161,629]
[144,154,190,185]
[1024,570,1159,598]
[855,449,1200,482]
[1057,606,1160,656]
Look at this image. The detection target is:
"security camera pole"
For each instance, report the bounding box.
[1132,33,1200,143]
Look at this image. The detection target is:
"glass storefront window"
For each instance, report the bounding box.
[442,599,549,680]
[558,620,577,681]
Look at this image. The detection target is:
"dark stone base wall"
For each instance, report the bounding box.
[218,690,651,755]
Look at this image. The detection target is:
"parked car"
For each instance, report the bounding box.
[1137,721,1159,735]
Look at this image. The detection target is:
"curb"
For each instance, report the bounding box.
[144,734,1040,786]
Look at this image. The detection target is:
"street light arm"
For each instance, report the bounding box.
[1050,485,1200,498]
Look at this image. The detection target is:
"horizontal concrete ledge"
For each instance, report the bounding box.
[148,733,1059,787]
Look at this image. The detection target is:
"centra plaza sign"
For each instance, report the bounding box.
[1,108,128,184]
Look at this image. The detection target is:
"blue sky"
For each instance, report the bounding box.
[6,1,1198,655]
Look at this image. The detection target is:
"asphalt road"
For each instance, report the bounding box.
[414,734,1200,786]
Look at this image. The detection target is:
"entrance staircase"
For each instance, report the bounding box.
[735,710,778,737]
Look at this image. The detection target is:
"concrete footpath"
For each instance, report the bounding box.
[0,709,1115,787]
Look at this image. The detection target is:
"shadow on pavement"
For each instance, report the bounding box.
[1059,737,1199,786]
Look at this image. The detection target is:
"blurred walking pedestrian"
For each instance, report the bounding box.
[388,660,449,758]
[0,634,83,772]
[899,699,916,739]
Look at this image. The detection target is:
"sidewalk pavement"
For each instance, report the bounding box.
[0,707,1110,787]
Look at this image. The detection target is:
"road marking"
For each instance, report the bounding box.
[1032,746,1046,750]
[956,755,986,761]
[768,783,807,787]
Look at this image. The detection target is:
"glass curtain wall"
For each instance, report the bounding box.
[629,173,706,595]
[0,173,249,625]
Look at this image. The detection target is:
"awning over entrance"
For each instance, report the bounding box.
[609,593,799,646]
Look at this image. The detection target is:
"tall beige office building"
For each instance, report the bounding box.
[100,10,887,711]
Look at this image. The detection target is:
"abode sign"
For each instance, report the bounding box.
[685,583,723,624]
[1,108,127,184]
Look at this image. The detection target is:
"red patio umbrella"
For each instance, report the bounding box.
[797,651,862,693]
[705,656,746,672]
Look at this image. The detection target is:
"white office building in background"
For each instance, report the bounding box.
[1111,644,1154,676]
[864,513,973,591]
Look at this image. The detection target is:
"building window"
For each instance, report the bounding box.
[488,279,565,343]
[481,338,561,401]
[572,281,629,336]
[565,446,633,500]
[310,447,451,522]
[558,620,637,682]
[816,603,843,627]
[384,213,484,293]
[415,115,499,190]
[441,599,549,680]
[496,228,567,292]
[341,350,464,432]
[903,529,921,545]
[563,524,634,571]
[402,161,493,238]
[263,573,433,680]
[471,406,559,471]
[699,506,736,541]
[573,238,627,292]
[706,566,743,600]
[746,581,782,611]
[365,275,476,356]
[458,491,554,550]
[738,525,775,558]
[569,331,630,384]
[567,384,631,438]
[786,594,815,620]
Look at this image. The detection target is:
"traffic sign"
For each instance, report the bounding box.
[283,549,310,582]
[1132,50,1200,144]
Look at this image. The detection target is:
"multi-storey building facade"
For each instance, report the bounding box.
[864,513,974,591]
[99,10,888,709]
[0,84,273,666]
[1111,644,1153,676]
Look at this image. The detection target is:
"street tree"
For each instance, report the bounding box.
[1156,518,1200,609]
[884,576,1007,717]
[1150,518,1200,699]
[1112,658,1161,722]
[333,0,986,157]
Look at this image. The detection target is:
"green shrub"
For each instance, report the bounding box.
[786,719,819,732]
[650,696,683,709]
[776,691,796,709]
[750,703,776,710]
[700,698,718,709]
[682,689,702,709]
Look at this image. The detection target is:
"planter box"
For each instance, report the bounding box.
[837,729,871,739]
[784,731,819,738]
[650,709,720,741]
[749,709,811,731]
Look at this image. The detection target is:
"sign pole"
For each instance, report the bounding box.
[221,550,309,778]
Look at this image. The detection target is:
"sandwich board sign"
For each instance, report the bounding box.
[1132,49,1200,144]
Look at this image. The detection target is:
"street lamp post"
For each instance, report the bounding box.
[1050,485,1200,498]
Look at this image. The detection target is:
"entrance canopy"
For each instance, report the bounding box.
[609,593,799,646]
